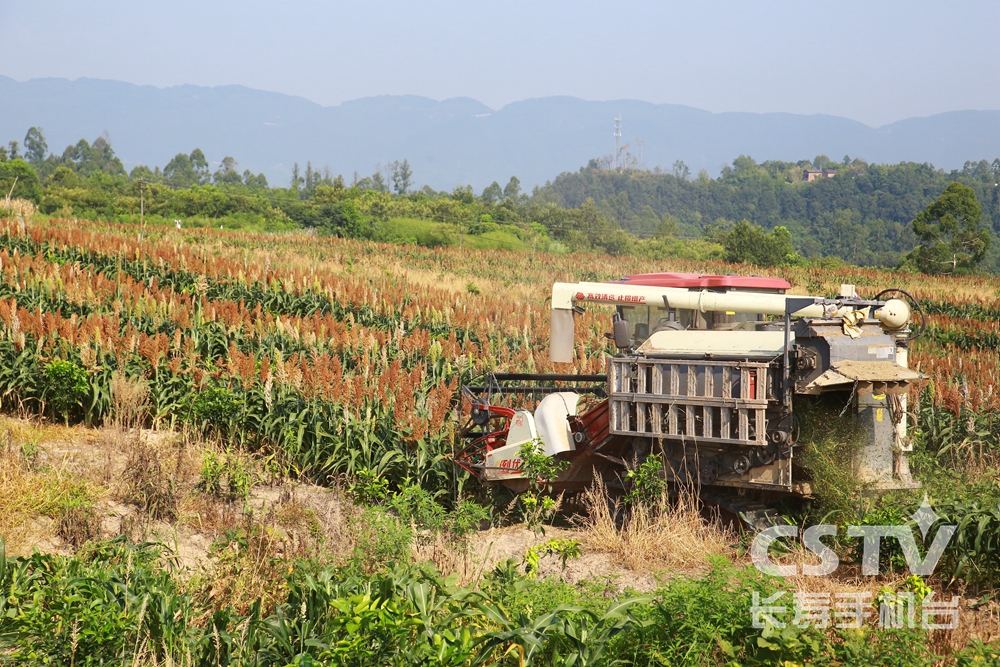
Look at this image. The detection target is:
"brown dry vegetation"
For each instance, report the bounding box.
[0,197,36,221]
[579,476,734,572]
[0,410,723,595]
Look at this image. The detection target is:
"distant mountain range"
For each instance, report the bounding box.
[2,76,999,191]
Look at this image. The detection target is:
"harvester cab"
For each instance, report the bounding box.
[456,273,925,508]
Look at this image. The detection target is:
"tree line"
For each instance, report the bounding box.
[0,126,994,274]
[0,127,669,258]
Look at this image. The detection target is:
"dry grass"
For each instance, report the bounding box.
[580,477,734,571]
[194,485,352,616]
[109,374,195,523]
[56,501,101,548]
[413,530,487,585]
[0,429,102,554]
[117,438,180,521]
[109,373,151,436]
[177,492,246,535]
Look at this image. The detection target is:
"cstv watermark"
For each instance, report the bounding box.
[748,497,960,630]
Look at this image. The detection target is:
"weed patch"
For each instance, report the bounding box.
[581,477,732,571]
[118,438,178,520]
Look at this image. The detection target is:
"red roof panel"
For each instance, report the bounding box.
[614,272,791,290]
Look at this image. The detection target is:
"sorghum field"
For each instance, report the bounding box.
[1,216,1000,665]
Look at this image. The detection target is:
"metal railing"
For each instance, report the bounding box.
[609,357,770,445]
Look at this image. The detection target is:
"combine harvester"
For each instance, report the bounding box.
[455,273,925,525]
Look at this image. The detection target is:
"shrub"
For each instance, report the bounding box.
[388,484,490,539]
[623,453,667,507]
[517,439,569,531]
[198,448,255,502]
[190,385,243,435]
[347,507,412,574]
[467,218,499,235]
[415,227,454,248]
[41,359,89,425]
[523,538,581,578]
[349,467,390,505]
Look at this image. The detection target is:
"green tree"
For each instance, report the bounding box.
[909,182,990,274]
[189,149,209,182]
[213,156,243,185]
[243,170,268,189]
[451,184,475,204]
[503,175,521,200]
[656,214,679,238]
[731,155,758,174]
[47,166,80,189]
[164,149,209,188]
[129,165,157,181]
[672,160,690,180]
[57,137,126,177]
[392,159,412,194]
[723,220,795,267]
[314,200,369,238]
[815,209,872,265]
[24,127,48,165]
[481,181,502,204]
[0,160,43,203]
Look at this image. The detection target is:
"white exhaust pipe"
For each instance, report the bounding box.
[549,281,834,363]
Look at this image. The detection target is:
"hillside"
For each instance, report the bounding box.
[3,75,1000,190]
[533,158,1000,269]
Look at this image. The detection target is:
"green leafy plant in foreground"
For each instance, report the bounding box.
[518,439,570,532]
[3,538,984,666]
[41,359,89,425]
[523,537,582,579]
[623,452,667,507]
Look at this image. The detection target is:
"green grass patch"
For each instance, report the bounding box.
[465,228,529,251]
[68,212,300,234]
[376,217,532,251]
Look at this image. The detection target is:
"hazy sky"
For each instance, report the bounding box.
[3,0,999,127]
